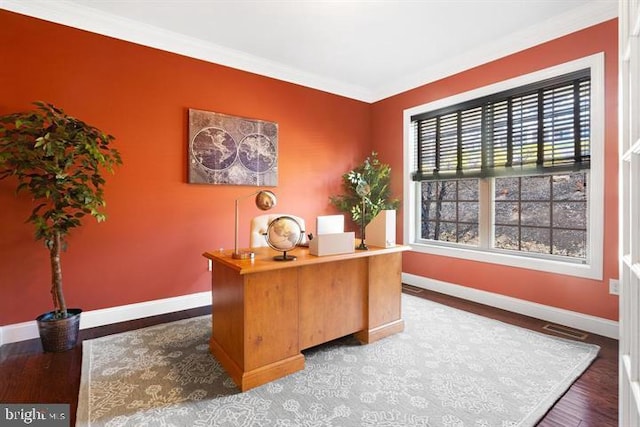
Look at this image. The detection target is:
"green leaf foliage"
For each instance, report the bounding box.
[329,152,400,226]
[0,102,122,317]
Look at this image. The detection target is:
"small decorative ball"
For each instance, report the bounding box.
[255,190,277,211]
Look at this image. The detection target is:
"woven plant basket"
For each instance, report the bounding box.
[36,308,82,352]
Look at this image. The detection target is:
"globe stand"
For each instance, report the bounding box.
[356,239,368,251]
[356,191,369,251]
[273,251,296,261]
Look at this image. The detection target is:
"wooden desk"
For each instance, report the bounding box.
[202,244,408,391]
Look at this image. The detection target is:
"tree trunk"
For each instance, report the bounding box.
[49,231,67,317]
[434,182,446,240]
[423,182,433,238]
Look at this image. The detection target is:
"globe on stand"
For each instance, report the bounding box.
[266,216,303,261]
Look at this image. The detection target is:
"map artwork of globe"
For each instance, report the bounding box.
[238,134,277,173]
[188,109,278,185]
[266,216,303,261]
[191,127,237,171]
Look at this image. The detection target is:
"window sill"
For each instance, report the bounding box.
[408,241,602,280]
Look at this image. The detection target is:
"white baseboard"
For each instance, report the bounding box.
[0,291,212,347]
[2,276,619,346]
[403,273,619,340]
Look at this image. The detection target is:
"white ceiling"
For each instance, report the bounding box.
[1,0,618,102]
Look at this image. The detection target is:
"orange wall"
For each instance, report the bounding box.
[372,19,619,321]
[0,11,619,326]
[0,11,371,325]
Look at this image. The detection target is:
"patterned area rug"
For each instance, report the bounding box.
[76,294,599,426]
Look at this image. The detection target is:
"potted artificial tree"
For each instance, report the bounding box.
[330,151,400,246]
[0,101,122,352]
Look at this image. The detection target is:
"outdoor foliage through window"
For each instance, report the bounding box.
[421,172,587,259]
[421,179,479,245]
[494,173,587,257]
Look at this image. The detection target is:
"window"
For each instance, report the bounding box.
[421,179,479,245]
[420,172,588,260]
[493,173,587,258]
[403,54,604,279]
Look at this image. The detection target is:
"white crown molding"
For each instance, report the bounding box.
[1,0,616,103]
[373,1,618,101]
[0,0,374,102]
[0,291,212,347]
[403,272,619,340]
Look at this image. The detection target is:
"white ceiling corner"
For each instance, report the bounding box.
[0,0,618,103]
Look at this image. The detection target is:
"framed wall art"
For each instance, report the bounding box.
[188,109,278,186]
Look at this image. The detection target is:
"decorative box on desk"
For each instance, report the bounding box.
[309,231,355,256]
[365,209,396,248]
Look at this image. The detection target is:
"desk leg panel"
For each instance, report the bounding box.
[240,354,305,392]
[211,264,302,391]
[209,337,305,392]
[211,262,245,369]
[355,252,404,343]
[354,319,405,344]
[244,268,300,371]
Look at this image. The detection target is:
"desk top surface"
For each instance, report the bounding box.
[203,244,409,274]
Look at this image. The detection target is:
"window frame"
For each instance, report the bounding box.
[403,53,604,280]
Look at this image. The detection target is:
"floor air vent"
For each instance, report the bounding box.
[542,323,588,340]
[402,284,424,295]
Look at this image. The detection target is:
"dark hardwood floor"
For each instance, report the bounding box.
[0,288,617,426]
